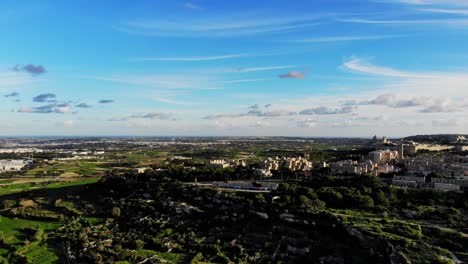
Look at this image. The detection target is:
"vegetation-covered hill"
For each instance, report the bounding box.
[0,169,467,263]
[403,134,468,144]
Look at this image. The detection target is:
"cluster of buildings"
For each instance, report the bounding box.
[404,155,467,177]
[206,156,313,177]
[199,135,468,193]
[373,135,454,155]
[391,154,468,191]
[259,156,313,177]
[326,159,399,176]
[0,148,43,153]
[322,148,401,176]
[0,160,32,172]
[212,181,279,191]
[391,175,467,192]
[206,159,247,169]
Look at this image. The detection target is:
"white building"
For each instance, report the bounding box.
[369,150,400,163]
[207,159,230,169]
[0,160,30,172]
[433,183,461,192]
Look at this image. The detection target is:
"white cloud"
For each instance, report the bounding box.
[296,118,318,128]
[183,2,202,10]
[342,57,431,78]
[432,119,458,127]
[55,105,72,114]
[63,120,75,128]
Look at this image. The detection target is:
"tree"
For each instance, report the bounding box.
[111,207,121,218]
[254,194,267,205]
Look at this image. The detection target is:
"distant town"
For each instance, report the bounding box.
[0,135,467,263]
[1,135,467,192]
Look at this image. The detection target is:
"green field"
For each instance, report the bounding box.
[0,177,99,197]
[0,176,102,263]
[0,216,63,263]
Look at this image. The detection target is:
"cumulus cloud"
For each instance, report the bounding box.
[360,94,433,108]
[249,120,271,128]
[279,71,306,79]
[109,112,173,122]
[297,118,318,128]
[63,120,75,128]
[356,94,461,113]
[203,113,246,120]
[420,101,456,113]
[13,64,46,75]
[204,104,355,121]
[4,92,19,98]
[33,93,56,103]
[432,119,458,127]
[98,99,114,104]
[18,102,72,114]
[75,103,92,108]
[204,109,296,120]
[130,112,173,120]
[55,104,72,114]
[299,106,354,115]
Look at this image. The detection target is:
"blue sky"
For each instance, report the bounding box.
[1,0,468,136]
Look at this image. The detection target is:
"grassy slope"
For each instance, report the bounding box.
[0,178,101,263]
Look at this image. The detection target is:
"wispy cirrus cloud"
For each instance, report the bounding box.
[290,35,399,43]
[342,56,468,116]
[90,74,224,90]
[133,54,244,62]
[340,18,468,26]
[342,57,431,78]
[389,0,468,6]
[419,8,468,14]
[233,65,297,73]
[117,14,323,37]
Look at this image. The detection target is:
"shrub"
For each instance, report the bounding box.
[1,200,16,209]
